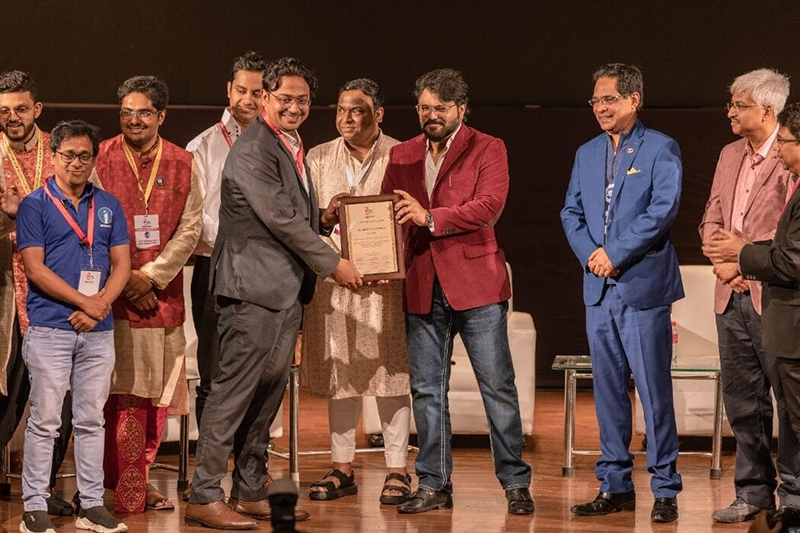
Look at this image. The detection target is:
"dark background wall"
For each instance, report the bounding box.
[11,1,800,387]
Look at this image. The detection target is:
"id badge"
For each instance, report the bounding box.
[134,214,161,250]
[78,269,102,296]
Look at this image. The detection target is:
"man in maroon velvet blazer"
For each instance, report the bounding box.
[380,68,532,516]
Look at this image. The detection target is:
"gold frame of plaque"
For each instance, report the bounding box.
[338,194,405,281]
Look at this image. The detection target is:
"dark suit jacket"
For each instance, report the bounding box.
[210,116,340,310]
[380,124,511,314]
[740,183,800,359]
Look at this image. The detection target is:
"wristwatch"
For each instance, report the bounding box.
[425,211,434,232]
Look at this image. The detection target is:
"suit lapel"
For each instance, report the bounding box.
[720,141,746,228]
[272,133,310,202]
[410,136,429,209]
[432,125,470,198]
[743,148,780,219]
[607,123,645,213]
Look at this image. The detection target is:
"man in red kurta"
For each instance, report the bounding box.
[380,68,532,516]
[94,75,202,513]
[0,70,77,516]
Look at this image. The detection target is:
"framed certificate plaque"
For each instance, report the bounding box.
[337,194,405,281]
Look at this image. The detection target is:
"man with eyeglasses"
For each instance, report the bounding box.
[562,63,683,523]
[698,69,798,523]
[92,75,202,514]
[380,68,533,516]
[0,70,81,517]
[15,119,130,533]
[186,57,361,530]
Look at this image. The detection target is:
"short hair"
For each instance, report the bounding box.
[0,70,38,101]
[263,57,318,98]
[50,120,101,156]
[592,63,644,109]
[778,103,800,140]
[231,51,267,81]
[339,78,384,109]
[730,68,790,115]
[117,75,169,112]
[414,68,469,108]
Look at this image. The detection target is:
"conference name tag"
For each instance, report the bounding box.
[78,269,101,296]
[134,214,161,250]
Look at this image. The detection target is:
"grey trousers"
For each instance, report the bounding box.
[189,296,301,504]
[717,292,800,508]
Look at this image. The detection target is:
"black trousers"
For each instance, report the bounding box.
[190,256,221,427]
[0,316,72,488]
[189,296,300,504]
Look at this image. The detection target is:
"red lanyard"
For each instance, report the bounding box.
[42,178,95,250]
[262,111,305,181]
[218,122,234,148]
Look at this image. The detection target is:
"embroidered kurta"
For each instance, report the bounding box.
[93,136,202,414]
[0,127,53,394]
[300,133,409,399]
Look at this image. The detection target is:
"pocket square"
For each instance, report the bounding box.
[626,167,641,175]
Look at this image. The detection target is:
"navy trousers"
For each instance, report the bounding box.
[586,285,682,498]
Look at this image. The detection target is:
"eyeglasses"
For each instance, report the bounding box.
[588,94,629,107]
[725,102,760,113]
[415,103,457,116]
[270,93,310,109]
[0,105,33,119]
[776,137,800,147]
[120,108,159,120]
[55,150,94,165]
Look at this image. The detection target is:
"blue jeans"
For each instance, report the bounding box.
[406,281,531,492]
[21,326,115,512]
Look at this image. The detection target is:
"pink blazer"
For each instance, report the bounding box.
[381,125,511,314]
[699,137,792,314]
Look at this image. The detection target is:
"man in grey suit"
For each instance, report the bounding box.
[186,57,362,530]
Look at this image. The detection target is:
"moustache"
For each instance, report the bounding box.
[424,120,444,127]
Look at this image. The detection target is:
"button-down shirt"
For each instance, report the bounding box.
[425,122,462,198]
[344,131,383,193]
[186,108,241,256]
[731,124,780,232]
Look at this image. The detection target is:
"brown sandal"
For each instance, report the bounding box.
[145,483,175,511]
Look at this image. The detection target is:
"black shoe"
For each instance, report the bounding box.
[20,511,56,533]
[506,488,534,515]
[571,490,635,516]
[397,488,453,514]
[46,493,74,516]
[651,497,678,523]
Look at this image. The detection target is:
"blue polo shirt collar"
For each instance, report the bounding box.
[45,176,95,206]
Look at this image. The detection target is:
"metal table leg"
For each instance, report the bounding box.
[289,367,300,485]
[711,372,723,479]
[562,369,576,477]
[178,414,190,491]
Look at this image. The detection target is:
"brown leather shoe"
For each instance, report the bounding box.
[228,498,311,522]
[184,501,257,530]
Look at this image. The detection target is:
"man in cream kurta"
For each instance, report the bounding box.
[300,79,411,504]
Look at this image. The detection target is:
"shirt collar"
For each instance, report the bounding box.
[47,176,94,202]
[10,125,41,153]
[607,120,640,147]
[221,108,241,139]
[345,130,383,161]
[747,123,780,160]
[426,122,462,154]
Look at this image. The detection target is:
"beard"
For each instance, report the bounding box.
[4,120,35,142]
[422,118,458,142]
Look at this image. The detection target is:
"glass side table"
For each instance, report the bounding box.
[552,355,722,479]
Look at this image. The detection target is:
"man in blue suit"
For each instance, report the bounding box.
[561,63,684,524]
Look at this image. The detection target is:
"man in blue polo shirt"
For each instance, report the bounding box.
[14,120,130,533]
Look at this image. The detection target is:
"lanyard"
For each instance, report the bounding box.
[262,112,306,182]
[121,135,164,213]
[42,178,95,266]
[218,122,234,148]
[3,129,43,195]
[344,135,380,194]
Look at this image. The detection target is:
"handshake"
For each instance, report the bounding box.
[701,228,750,292]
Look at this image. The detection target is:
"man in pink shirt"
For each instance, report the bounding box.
[700,68,799,523]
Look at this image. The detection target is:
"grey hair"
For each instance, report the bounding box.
[730,69,790,115]
[592,63,644,109]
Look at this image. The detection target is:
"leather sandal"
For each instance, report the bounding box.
[309,469,358,500]
[145,483,175,511]
[379,473,412,505]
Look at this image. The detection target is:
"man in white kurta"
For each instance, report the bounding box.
[300,79,411,504]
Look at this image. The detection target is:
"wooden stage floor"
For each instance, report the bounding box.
[0,390,752,532]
